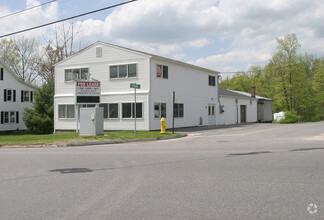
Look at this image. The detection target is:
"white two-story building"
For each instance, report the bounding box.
[0,60,35,132]
[54,42,220,132]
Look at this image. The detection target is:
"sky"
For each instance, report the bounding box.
[0,0,324,78]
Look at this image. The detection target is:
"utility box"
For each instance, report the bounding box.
[79,107,104,136]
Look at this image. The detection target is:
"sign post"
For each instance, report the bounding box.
[130,83,140,136]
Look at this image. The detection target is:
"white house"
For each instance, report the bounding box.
[218,89,258,125]
[218,89,272,125]
[54,42,220,132]
[0,60,35,132]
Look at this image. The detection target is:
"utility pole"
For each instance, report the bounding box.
[172,91,175,133]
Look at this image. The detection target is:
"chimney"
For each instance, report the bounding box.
[251,85,256,98]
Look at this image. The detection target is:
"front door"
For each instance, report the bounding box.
[240,105,246,123]
[208,104,216,125]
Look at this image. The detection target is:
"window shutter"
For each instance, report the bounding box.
[16,112,19,124]
[30,91,33,102]
[21,90,24,102]
[1,112,3,124]
[4,89,7,102]
[0,68,3,80]
[13,90,16,102]
[163,66,168,78]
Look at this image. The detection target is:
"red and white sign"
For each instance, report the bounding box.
[76,81,101,96]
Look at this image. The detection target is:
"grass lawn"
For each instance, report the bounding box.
[0,131,179,146]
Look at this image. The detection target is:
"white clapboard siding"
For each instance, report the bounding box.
[0,61,35,131]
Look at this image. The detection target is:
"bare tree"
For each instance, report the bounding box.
[39,20,81,83]
[0,37,41,85]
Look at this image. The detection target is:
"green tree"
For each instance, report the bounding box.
[220,33,323,122]
[220,71,253,92]
[23,78,54,134]
[268,33,301,111]
[312,59,324,120]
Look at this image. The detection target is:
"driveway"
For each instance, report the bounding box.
[0,122,323,219]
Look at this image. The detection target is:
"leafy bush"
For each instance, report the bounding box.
[279,111,299,123]
[23,109,53,134]
[23,79,54,134]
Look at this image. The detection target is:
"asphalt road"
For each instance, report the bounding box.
[0,122,323,219]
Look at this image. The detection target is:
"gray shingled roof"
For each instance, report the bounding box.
[219,89,272,100]
[219,89,253,99]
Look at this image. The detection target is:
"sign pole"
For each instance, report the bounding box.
[76,104,79,133]
[130,83,140,137]
[134,85,137,137]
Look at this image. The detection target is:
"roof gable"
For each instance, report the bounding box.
[55,41,220,74]
[0,59,36,89]
[219,89,271,100]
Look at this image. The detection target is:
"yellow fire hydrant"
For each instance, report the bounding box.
[160,117,167,134]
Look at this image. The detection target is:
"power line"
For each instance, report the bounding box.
[0,0,138,38]
[0,0,57,20]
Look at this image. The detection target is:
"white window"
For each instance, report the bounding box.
[4,89,16,102]
[22,90,33,102]
[174,103,184,118]
[122,103,143,119]
[109,64,137,79]
[24,91,30,101]
[154,103,167,119]
[1,111,18,124]
[65,68,88,82]
[209,75,216,86]
[7,89,12,102]
[157,64,168,79]
[99,103,119,119]
[58,105,75,119]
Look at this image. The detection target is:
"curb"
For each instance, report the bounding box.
[67,134,187,147]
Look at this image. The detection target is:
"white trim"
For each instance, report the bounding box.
[54,91,150,97]
[54,94,75,98]
[219,95,257,100]
[101,91,150,96]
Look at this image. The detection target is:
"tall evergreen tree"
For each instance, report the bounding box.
[23,78,54,134]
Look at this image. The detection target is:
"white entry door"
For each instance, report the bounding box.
[208,104,216,125]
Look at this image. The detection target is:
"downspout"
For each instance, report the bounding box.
[216,74,222,125]
[148,56,152,131]
[217,74,222,111]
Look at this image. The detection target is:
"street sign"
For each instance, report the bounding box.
[130,83,140,89]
